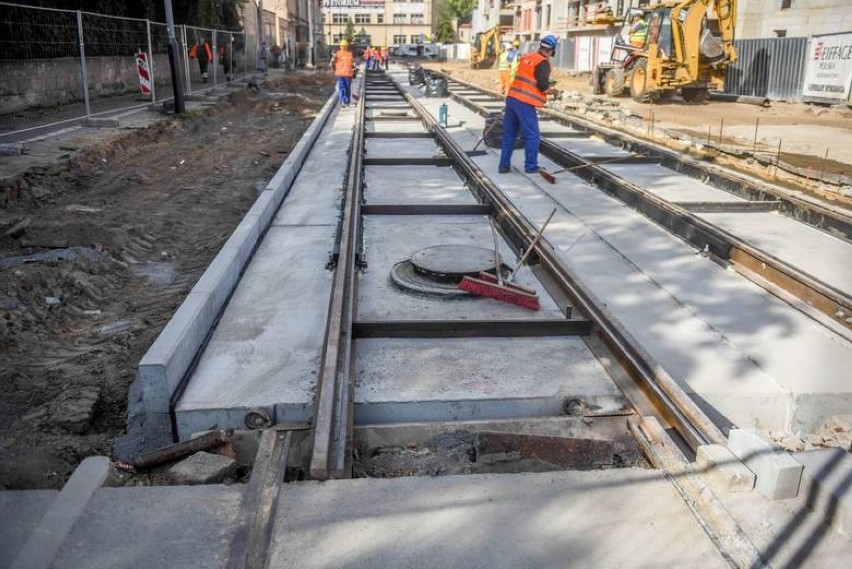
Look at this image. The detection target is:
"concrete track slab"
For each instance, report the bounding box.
[365,165,472,204]
[175,225,333,437]
[365,138,437,158]
[52,486,243,569]
[413,96,852,433]
[358,215,563,321]
[273,108,353,226]
[0,490,57,567]
[695,211,852,293]
[555,137,631,158]
[354,337,628,423]
[267,470,728,569]
[604,163,745,203]
[365,120,425,133]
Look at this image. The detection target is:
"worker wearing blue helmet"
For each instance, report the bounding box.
[498,34,559,174]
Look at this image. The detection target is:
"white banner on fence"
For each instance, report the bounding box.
[802,31,852,104]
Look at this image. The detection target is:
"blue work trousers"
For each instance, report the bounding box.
[498,97,541,172]
[336,76,352,105]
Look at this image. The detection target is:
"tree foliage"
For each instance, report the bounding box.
[344,18,356,44]
[19,0,247,30]
[434,0,476,44]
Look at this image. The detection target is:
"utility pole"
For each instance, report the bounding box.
[164,0,185,113]
[307,0,316,68]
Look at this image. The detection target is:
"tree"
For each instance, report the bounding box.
[344,18,356,44]
[434,0,476,44]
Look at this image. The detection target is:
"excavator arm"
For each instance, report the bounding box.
[670,0,737,81]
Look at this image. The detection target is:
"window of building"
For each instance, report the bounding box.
[393,34,406,44]
[781,0,792,9]
[332,13,347,25]
[332,34,343,43]
[377,14,384,24]
[411,14,424,25]
[411,35,424,45]
[355,14,370,24]
[545,5,551,28]
[393,14,405,24]
[774,29,787,37]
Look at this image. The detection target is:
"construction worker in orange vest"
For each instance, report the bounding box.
[189,37,213,82]
[498,39,521,95]
[498,35,558,174]
[331,39,354,107]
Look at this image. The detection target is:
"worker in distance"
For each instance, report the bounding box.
[498,35,559,175]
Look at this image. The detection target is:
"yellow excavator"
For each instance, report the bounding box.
[592,0,737,103]
[470,26,503,69]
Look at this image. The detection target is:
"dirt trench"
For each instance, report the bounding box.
[0,72,334,489]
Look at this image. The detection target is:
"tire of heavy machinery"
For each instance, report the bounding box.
[629,59,657,103]
[657,90,675,102]
[681,88,710,103]
[591,67,606,95]
[605,68,627,97]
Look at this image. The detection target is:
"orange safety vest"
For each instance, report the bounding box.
[507,52,548,108]
[334,49,353,77]
[189,42,212,61]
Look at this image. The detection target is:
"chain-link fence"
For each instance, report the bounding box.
[0,1,257,140]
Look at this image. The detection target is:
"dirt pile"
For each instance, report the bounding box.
[0,72,334,489]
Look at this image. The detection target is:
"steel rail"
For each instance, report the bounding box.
[395,82,726,452]
[308,76,367,480]
[536,138,852,336]
[439,71,852,238]
[438,74,852,335]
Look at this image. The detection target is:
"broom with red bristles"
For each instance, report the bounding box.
[458,209,557,310]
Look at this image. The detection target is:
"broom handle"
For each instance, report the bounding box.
[490,219,503,286]
[509,208,556,280]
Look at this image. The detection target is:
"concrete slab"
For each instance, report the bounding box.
[11,457,111,569]
[354,337,628,423]
[52,486,243,569]
[604,163,746,203]
[413,95,852,433]
[272,108,353,227]
[365,138,437,158]
[365,120,426,133]
[0,490,57,568]
[358,215,563,321]
[364,165,473,204]
[555,136,632,158]
[175,225,334,438]
[695,211,852,294]
[794,447,852,539]
[267,470,728,568]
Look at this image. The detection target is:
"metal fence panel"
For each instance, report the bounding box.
[0,3,84,135]
[0,1,255,140]
[725,37,808,101]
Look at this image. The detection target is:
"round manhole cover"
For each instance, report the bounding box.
[390,245,504,298]
[410,245,501,283]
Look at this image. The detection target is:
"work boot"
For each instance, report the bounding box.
[498,167,510,174]
[524,166,542,174]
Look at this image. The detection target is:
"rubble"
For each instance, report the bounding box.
[47,387,101,433]
[167,451,238,485]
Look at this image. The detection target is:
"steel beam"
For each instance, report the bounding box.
[353,319,593,338]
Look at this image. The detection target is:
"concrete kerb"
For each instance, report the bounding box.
[134,90,337,426]
[10,457,111,569]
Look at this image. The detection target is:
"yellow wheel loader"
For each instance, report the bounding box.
[470,26,503,69]
[592,0,737,103]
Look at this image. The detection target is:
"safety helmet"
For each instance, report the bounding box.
[512,39,520,47]
[340,39,349,47]
[540,35,558,50]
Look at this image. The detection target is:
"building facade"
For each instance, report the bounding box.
[736,0,852,39]
[321,0,435,48]
[246,0,324,67]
